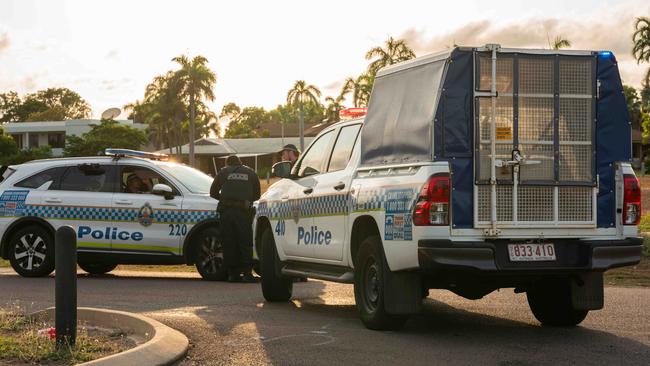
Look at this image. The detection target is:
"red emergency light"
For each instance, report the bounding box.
[339,107,367,118]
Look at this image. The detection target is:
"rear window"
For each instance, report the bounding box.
[15,167,66,189]
[0,166,15,184]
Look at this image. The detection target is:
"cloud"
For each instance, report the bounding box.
[399,12,649,86]
[21,75,37,91]
[105,49,118,59]
[0,32,9,54]
[323,78,345,92]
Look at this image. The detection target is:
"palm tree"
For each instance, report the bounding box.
[342,74,374,108]
[552,36,571,50]
[365,37,416,76]
[172,55,217,167]
[325,95,345,123]
[286,80,321,150]
[144,71,186,156]
[634,16,650,109]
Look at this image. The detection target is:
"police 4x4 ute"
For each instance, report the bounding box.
[255,45,643,330]
[0,149,229,280]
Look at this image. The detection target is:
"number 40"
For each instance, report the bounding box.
[275,220,286,236]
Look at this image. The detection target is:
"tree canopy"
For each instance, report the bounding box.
[0,88,91,123]
[63,119,147,157]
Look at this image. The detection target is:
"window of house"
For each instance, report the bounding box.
[48,133,65,148]
[9,134,23,149]
[28,134,40,148]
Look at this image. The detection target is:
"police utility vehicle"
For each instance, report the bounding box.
[255,45,644,330]
[0,149,227,280]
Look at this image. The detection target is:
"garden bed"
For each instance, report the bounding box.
[0,307,134,365]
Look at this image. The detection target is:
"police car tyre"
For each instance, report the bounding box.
[354,236,408,331]
[526,278,589,327]
[261,228,292,301]
[78,262,117,275]
[194,227,228,281]
[9,225,55,278]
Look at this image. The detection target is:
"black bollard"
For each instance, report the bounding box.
[55,226,77,350]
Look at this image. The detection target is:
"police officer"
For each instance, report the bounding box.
[279,144,300,164]
[210,155,260,283]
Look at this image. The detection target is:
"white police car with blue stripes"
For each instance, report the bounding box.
[0,149,230,280]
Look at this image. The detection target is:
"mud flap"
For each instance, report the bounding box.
[571,272,604,311]
[382,259,422,315]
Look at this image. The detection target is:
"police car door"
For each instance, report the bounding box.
[282,130,337,259]
[111,164,183,256]
[43,163,117,253]
[306,124,361,262]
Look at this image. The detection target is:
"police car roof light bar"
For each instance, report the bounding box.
[104,148,169,161]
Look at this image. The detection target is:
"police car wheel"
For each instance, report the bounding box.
[354,236,408,331]
[261,228,292,301]
[194,227,228,281]
[527,278,589,327]
[9,226,55,278]
[78,262,117,275]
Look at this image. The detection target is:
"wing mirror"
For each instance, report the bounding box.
[152,183,174,200]
[272,161,293,179]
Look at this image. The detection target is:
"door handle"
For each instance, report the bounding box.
[115,200,133,205]
[333,182,346,191]
[44,198,62,204]
[281,196,290,201]
[303,187,313,195]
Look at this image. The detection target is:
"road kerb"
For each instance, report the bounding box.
[31,307,188,366]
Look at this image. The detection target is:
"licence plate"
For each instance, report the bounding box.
[507,243,556,262]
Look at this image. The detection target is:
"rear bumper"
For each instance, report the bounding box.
[418,237,643,274]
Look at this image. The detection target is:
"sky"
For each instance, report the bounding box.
[0,0,649,124]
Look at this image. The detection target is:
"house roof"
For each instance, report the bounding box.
[157,136,315,156]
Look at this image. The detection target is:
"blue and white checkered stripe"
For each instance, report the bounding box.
[22,205,216,224]
[258,193,351,220]
[353,188,384,212]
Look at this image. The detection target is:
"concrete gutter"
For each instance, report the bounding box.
[32,307,188,366]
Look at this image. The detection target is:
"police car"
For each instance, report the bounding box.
[0,149,228,280]
[255,46,643,330]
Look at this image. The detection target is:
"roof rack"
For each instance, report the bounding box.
[104,148,169,161]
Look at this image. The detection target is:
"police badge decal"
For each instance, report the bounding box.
[138,202,155,227]
[292,201,300,224]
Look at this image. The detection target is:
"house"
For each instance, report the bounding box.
[158,136,315,176]
[2,119,147,157]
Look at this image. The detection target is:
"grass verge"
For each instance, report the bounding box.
[0,308,133,365]
[604,236,650,287]
[0,259,8,268]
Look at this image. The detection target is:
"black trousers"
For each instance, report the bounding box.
[218,206,253,273]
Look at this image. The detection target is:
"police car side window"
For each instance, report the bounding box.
[121,166,176,195]
[327,124,361,172]
[297,131,335,177]
[57,166,113,193]
[15,167,66,189]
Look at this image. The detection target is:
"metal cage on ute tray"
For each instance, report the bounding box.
[474,46,597,228]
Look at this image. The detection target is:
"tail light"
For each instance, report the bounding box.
[623,174,641,225]
[413,174,450,226]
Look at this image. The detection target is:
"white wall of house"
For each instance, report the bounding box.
[3,119,147,157]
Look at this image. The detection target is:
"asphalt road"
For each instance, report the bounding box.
[1,267,649,366]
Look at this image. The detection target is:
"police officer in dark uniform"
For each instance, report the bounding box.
[210,155,260,283]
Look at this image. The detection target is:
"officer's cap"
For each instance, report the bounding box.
[280,144,299,154]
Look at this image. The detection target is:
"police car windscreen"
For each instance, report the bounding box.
[159,164,213,194]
